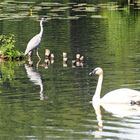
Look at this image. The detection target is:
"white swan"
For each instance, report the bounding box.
[89,67,140,105]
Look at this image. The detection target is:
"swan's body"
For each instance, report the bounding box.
[25,18,46,59]
[101,88,140,104]
[102,103,140,117]
[89,67,140,105]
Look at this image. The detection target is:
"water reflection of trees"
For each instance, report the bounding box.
[0,61,23,83]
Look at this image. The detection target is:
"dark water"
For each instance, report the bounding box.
[0,1,140,140]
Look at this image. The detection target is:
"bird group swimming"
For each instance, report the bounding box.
[24,17,140,107]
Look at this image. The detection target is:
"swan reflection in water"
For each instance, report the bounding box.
[25,64,46,100]
[92,102,140,138]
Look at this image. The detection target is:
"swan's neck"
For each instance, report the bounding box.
[39,20,43,37]
[92,74,103,104]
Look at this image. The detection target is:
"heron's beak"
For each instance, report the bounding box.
[45,18,48,22]
[44,17,51,22]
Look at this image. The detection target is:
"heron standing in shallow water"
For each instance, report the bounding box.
[24,18,46,60]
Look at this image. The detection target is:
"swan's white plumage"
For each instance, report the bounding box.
[90,67,140,105]
[101,103,140,117]
[101,88,140,104]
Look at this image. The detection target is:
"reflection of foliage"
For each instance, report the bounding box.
[0,62,15,82]
[0,34,23,60]
[0,61,24,84]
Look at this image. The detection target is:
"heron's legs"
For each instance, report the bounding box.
[28,51,32,56]
[36,48,41,60]
[28,51,32,62]
[36,59,41,69]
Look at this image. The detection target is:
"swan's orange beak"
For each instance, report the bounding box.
[89,71,93,76]
[89,67,103,76]
[89,71,95,76]
[89,68,98,76]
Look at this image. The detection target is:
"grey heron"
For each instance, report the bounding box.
[24,18,46,60]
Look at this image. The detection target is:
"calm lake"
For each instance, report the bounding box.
[0,1,140,140]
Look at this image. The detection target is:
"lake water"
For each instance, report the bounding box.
[0,1,140,140]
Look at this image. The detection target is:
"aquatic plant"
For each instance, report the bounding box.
[0,34,23,60]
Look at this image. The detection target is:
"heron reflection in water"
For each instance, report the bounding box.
[25,64,46,100]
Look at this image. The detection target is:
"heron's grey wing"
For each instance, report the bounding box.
[25,34,41,55]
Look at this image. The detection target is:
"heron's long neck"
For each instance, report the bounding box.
[93,74,103,103]
[39,21,43,37]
